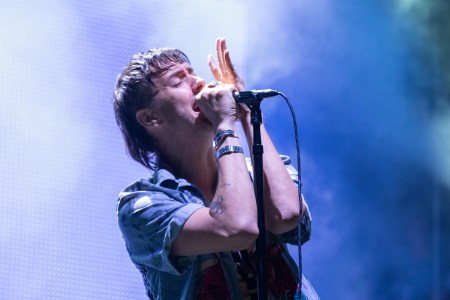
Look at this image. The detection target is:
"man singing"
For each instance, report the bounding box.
[113,38,316,299]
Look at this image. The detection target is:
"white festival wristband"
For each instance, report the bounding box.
[215,145,244,160]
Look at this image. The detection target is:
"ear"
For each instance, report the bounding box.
[136,108,162,129]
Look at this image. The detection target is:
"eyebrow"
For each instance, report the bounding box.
[167,65,194,79]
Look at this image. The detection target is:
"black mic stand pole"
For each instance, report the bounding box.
[246,97,267,300]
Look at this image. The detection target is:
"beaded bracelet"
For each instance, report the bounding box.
[216,145,244,160]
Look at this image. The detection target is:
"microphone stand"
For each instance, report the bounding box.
[246,97,267,300]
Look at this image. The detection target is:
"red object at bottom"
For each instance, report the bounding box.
[197,262,231,300]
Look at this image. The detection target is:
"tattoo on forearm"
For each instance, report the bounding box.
[210,195,224,215]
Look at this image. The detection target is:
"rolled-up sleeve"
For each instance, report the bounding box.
[277,155,312,245]
[118,190,203,275]
[276,198,312,245]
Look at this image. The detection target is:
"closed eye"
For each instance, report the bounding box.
[172,81,183,87]
[166,64,195,87]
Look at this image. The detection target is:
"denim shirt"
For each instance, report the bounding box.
[116,156,312,299]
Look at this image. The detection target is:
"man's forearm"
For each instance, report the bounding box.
[241,119,301,234]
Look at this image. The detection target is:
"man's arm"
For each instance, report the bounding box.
[171,95,259,256]
[207,37,304,235]
[242,120,306,234]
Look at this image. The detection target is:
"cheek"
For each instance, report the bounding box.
[155,88,195,120]
[160,99,193,123]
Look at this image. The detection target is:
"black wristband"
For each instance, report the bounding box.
[214,129,238,149]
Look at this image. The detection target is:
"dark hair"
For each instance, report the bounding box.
[113,48,190,170]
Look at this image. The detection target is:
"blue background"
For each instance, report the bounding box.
[1,0,449,299]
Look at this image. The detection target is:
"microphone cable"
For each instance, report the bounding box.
[275,92,304,295]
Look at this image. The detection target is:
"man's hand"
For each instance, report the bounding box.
[208,37,249,123]
[208,37,245,91]
[196,82,237,131]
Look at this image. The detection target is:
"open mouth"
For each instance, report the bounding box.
[192,102,209,122]
[192,102,201,113]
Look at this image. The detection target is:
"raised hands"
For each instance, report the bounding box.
[208,38,250,123]
[208,38,245,92]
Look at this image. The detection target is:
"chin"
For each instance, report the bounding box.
[197,119,212,131]
[195,112,210,124]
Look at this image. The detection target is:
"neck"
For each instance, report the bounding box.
[160,140,218,201]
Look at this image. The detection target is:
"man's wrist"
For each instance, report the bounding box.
[215,121,236,134]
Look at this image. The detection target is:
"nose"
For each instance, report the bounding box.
[191,75,206,95]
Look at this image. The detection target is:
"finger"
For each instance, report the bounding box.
[224,50,236,78]
[220,38,231,79]
[208,54,222,81]
[216,37,226,78]
[224,50,245,91]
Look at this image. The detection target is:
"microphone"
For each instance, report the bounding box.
[232,89,279,104]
